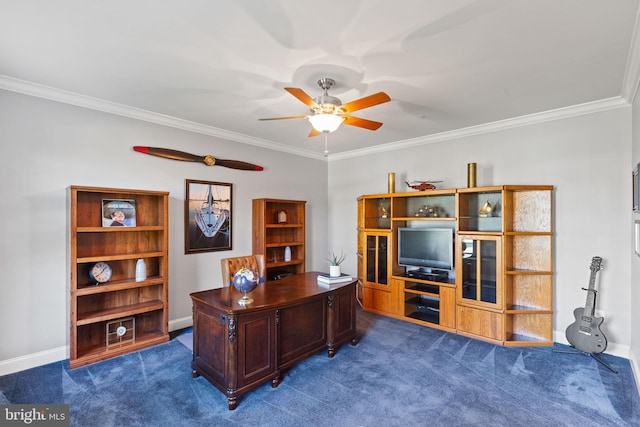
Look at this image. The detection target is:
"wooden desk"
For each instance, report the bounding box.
[190,272,358,410]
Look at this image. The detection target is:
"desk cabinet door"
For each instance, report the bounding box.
[192,304,228,386]
[278,298,327,367]
[236,310,277,389]
[328,284,357,346]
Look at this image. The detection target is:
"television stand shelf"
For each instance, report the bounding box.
[405,271,449,282]
[397,276,456,331]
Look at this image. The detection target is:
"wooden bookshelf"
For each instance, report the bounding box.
[252,199,306,280]
[68,185,169,368]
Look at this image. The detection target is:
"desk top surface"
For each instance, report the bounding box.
[190,271,356,313]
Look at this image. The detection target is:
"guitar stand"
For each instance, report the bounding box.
[553,348,618,374]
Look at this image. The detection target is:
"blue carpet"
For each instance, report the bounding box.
[1,309,639,426]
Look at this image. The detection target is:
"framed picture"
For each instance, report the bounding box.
[634,163,639,212]
[102,199,136,227]
[185,179,232,254]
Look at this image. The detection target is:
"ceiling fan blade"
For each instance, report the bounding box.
[341,92,391,114]
[259,115,308,121]
[342,115,384,131]
[133,146,263,171]
[308,128,322,137]
[284,87,320,109]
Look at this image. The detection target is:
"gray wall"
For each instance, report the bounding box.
[0,89,328,371]
[328,106,634,359]
[0,87,637,377]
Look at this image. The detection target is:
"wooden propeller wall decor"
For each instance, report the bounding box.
[260,78,390,137]
[133,146,264,171]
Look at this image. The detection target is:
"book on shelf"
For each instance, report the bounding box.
[317,273,353,285]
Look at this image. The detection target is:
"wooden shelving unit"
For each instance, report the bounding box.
[501,186,554,345]
[68,185,169,368]
[252,198,306,280]
[357,185,554,346]
[357,190,457,323]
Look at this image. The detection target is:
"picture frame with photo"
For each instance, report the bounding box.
[185,180,232,254]
[102,199,136,227]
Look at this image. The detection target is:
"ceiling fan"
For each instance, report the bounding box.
[260,78,391,137]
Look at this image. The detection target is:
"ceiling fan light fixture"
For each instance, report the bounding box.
[260,78,390,137]
[308,113,345,133]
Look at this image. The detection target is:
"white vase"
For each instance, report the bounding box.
[329,265,341,277]
[135,258,146,282]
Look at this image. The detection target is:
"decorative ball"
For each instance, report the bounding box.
[232,267,258,293]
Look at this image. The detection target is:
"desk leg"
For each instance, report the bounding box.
[328,342,339,358]
[227,396,238,410]
[272,373,281,388]
[328,333,359,357]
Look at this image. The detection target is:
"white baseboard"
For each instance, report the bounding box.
[169,315,192,332]
[553,329,631,359]
[630,352,640,395]
[0,316,194,376]
[0,346,67,377]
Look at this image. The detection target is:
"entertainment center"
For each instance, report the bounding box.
[357,185,553,346]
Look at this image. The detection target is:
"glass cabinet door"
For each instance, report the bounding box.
[365,232,388,286]
[458,235,502,308]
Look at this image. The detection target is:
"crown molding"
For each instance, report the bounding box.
[0,75,631,163]
[328,97,630,161]
[0,75,325,161]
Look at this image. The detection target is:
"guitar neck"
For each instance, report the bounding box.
[584,281,596,315]
[583,256,602,315]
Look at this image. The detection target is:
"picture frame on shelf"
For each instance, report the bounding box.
[185,179,232,254]
[102,199,136,227]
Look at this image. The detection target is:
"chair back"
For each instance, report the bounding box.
[220,254,266,287]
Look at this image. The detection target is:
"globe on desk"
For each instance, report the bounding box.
[232,267,258,306]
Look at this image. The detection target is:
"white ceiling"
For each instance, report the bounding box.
[1,0,639,158]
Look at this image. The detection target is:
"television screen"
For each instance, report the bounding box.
[398,227,454,271]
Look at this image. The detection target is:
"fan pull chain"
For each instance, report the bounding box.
[324,132,329,157]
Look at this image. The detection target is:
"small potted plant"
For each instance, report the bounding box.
[327,251,346,277]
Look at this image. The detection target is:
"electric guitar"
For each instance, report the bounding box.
[565,256,607,354]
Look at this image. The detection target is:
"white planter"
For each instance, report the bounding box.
[329,265,341,277]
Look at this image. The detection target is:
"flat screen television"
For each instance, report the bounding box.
[397,227,454,272]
